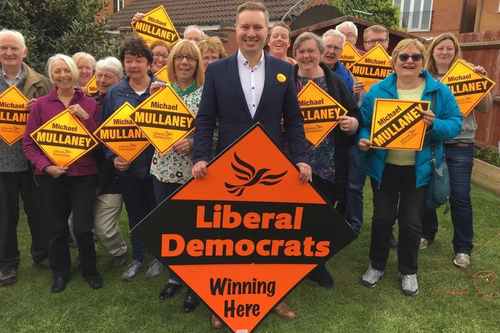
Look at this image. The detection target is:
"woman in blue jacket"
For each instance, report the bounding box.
[357,39,462,296]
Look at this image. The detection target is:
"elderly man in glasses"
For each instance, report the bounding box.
[321,29,354,93]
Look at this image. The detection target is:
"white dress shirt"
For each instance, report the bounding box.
[237,50,265,118]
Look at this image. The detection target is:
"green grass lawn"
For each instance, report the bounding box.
[1,183,500,333]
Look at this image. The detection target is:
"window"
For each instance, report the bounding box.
[114,0,124,13]
[394,0,433,32]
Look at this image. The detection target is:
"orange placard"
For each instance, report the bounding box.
[0,86,28,145]
[131,124,358,333]
[441,59,496,117]
[84,75,98,95]
[349,44,392,92]
[155,65,169,82]
[339,41,361,70]
[131,5,180,46]
[370,98,429,150]
[130,84,195,154]
[94,102,150,162]
[30,110,97,167]
[297,80,348,147]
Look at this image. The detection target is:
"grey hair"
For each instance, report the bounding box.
[335,21,358,36]
[0,28,26,51]
[96,57,124,79]
[322,29,346,48]
[293,32,325,57]
[184,25,205,37]
[46,54,79,84]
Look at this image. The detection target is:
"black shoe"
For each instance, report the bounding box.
[183,290,200,312]
[0,269,17,287]
[308,264,334,288]
[85,275,103,289]
[51,277,69,293]
[390,237,399,249]
[159,282,182,300]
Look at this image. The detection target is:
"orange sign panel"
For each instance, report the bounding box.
[349,44,392,92]
[297,80,348,147]
[130,84,196,154]
[339,41,361,70]
[84,75,98,95]
[441,59,496,117]
[132,124,358,333]
[94,102,150,162]
[131,5,180,46]
[30,110,97,167]
[155,65,169,83]
[0,86,28,145]
[370,98,429,150]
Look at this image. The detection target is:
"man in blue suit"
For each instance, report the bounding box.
[191,1,311,328]
[192,1,311,184]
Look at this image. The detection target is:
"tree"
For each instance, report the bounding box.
[332,0,401,29]
[0,0,122,73]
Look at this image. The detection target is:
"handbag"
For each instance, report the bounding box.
[425,92,450,213]
[425,141,450,213]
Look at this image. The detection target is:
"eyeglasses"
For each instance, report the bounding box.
[173,55,198,62]
[398,53,423,62]
[202,56,219,62]
[152,52,168,59]
[364,38,388,45]
[326,45,342,51]
[96,73,116,80]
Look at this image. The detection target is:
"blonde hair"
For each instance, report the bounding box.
[363,25,389,42]
[72,52,96,72]
[425,34,462,78]
[46,54,79,85]
[390,39,427,69]
[167,40,205,87]
[236,2,269,26]
[197,36,228,59]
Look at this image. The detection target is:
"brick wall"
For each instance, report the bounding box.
[475,0,500,32]
[96,0,134,21]
[411,0,463,38]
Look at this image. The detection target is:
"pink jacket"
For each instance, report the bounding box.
[23,87,100,176]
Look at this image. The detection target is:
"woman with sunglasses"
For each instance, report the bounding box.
[149,40,206,313]
[420,34,493,268]
[357,39,462,296]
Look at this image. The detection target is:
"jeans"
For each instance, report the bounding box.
[153,178,182,284]
[119,176,156,262]
[370,164,427,275]
[421,143,474,254]
[345,145,366,232]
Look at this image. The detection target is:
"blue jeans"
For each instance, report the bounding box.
[345,145,366,232]
[421,143,474,254]
[152,178,182,284]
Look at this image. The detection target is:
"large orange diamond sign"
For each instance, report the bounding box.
[349,44,392,92]
[339,41,361,70]
[132,124,358,333]
[84,75,98,95]
[155,65,169,83]
[0,86,29,145]
[131,5,180,46]
[94,102,150,162]
[441,59,496,117]
[130,85,196,154]
[298,80,348,147]
[30,110,98,167]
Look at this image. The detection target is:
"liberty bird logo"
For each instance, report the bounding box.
[224,152,287,196]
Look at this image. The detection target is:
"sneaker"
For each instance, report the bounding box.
[112,252,128,268]
[0,269,17,287]
[420,238,430,249]
[145,259,164,279]
[401,274,419,296]
[453,253,470,268]
[361,264,384,288]
[121,260,144,282]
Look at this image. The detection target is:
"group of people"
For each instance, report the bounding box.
[0,0,493,328]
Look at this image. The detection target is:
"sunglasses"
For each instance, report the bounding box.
[398,53,423,62]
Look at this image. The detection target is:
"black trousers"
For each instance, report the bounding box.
[0,169,49,271]
[369,164,427,275]
[38,175,98,279]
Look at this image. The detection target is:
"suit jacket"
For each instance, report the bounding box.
[193,52,308,164]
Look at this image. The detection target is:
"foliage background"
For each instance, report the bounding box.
[332,0,401,29]
[0,0,122,74]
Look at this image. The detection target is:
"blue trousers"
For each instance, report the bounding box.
[422,143,474,255]
[345,145,366,232]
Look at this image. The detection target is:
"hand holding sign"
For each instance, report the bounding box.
[27,98,37,111]
[44,165,68,178]
[172,138,193,153]
[192,160,208,179]
[353,81,365,95]
[338,116,358,134]
[113,156,131,171]
[150,81,166,95]
[296,162,312,183]
[133,12,145,22]
[68,104,90,121]
[359,138,372,152]
[421,110,435,126]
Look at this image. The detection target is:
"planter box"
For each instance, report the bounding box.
[472,158,500,195]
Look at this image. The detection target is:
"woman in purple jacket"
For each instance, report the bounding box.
[23,54,102,293]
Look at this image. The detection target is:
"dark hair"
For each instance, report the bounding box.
[119,36,153,65]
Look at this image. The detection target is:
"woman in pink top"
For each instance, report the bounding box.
[23,54,101,293]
